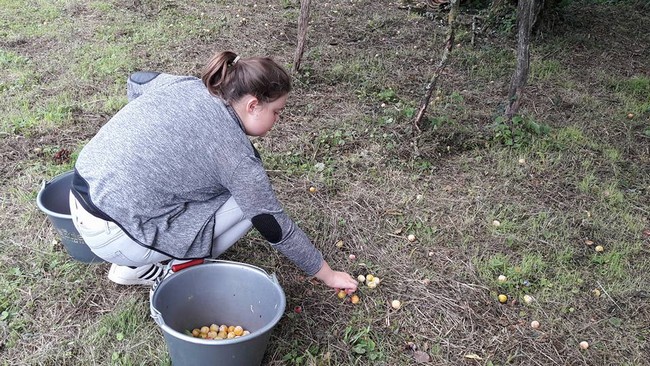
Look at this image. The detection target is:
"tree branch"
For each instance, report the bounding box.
[413,0,460,132]
[292,0,311,74]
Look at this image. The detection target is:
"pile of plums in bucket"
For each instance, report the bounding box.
[188,324,250,340]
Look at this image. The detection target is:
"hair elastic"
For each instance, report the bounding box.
[232,55,240,66]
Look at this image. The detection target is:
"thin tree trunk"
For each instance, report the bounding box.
[293,0,311,74]
[413,0,460,131]
[505,0,542,119]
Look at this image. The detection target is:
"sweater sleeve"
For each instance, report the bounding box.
[226,156,324,275]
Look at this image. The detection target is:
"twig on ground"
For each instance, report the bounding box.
[576,318,607,332]
[597,280,623,312]
[471,15,477,46]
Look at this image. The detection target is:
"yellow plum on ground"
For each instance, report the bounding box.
[523,295,533,304]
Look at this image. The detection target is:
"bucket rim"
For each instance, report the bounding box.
[150,260,286,345]
[36,170,74,219]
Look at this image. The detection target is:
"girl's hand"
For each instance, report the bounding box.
[314,260,358,293]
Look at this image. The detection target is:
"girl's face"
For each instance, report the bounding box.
[242,95,288,137]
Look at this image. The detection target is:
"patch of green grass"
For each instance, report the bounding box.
[73,43,137,81]
[329,58,367,84]
[597,73,650,117]
[82,297,170,365]
[326,55,390,93]
[88,1,115,13]
[602,147,621,163]
[0,49,41,128]
[0,69,38,97]
[102,92,129,114]
[578,171,597,193]
[0,239,98,346]
[264,150,312,177]
[2,96,76,135]
[478,248,579,304]
[530,58,566,82]
[0,0,65,39]
[456,47,513,81]
[610,75,650,100]
[547,126,600,151]
[0,266,24,347]
[89,297,149,342]
[591,249,626,278]
[476,169,647,304]
[0,49,29,67]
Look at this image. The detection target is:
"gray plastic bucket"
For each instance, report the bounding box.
[36,170,104,263]
[150,260,286,366]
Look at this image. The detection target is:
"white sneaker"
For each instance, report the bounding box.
[107,263,165,286]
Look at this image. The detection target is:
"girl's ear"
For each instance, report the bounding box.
[245,97,260,114]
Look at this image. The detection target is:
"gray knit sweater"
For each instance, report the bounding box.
[74,73,324,275]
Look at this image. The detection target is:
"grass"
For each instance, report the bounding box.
[1,0,649,365]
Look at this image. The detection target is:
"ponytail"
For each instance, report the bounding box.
[201,51,291,104]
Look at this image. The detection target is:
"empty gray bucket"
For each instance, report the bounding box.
[150,260,286,366]
[36,170,104,263]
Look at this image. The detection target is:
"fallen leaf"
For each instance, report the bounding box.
[413,350,430,363]
[464,354,483,360]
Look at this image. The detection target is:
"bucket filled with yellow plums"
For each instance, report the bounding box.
[149,259,286,365]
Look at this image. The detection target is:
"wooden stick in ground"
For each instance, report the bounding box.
[413,0,460,132]
[505,0,540,119]
[292,0,311,74]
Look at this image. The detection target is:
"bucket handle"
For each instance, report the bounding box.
[150,292,164,326]
[203,259,279,284]
[165,258,279,284]
[170,258,205,272]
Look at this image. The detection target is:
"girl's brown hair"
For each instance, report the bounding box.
[201,51,291,104]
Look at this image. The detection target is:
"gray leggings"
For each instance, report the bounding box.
[69,193,252,266]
